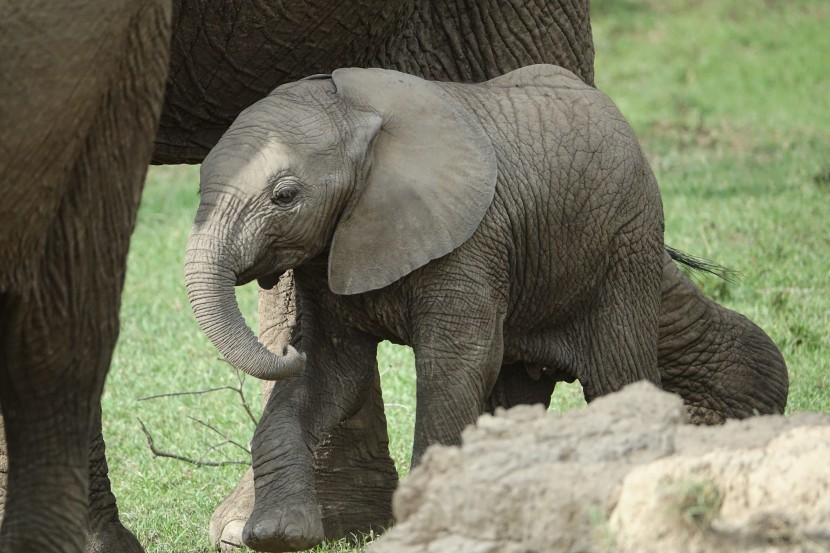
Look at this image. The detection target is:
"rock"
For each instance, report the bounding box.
[368,382,830,553]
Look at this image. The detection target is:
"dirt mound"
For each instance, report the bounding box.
[368,382,830,553]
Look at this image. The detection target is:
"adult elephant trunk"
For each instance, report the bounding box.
[184,229,305,380]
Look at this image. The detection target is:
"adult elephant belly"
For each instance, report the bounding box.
[152,0,401,164]
[151,0,596,165]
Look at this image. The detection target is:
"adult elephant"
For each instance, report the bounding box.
[0,2,172,552]
[0,1,595,552]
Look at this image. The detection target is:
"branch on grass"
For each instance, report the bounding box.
[138,364,259,426]
[229,363,258,425]
[187,415,250,454]
[138,418,249,468]
[137,362,415,471]
[136,366,257,468]
[137,386,240,402]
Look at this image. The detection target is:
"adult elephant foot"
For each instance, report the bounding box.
[0,408,142,553]
[86,521,144,553]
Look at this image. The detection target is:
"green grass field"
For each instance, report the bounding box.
[105,1,830,550]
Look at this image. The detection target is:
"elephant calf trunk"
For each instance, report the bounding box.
[184,239,306,380]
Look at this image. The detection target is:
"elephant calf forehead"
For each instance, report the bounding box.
[242,91,341,147]
[201,139,326,186]
[203,102,343,181]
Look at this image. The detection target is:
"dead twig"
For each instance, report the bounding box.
[138,361,416,470]
[137,366,258,467]
[187,416,251,454]
[231,366,258,425]
[137,386,240,402]
[138,418,248,468]
[139,363,259,427]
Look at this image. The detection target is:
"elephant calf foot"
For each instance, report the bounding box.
[685,404,727,425]
[243,503,325,552]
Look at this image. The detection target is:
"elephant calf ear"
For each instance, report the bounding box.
[328,68,498,296]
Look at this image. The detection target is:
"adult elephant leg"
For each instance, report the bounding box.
[657,252,788,423]
[86,405,142,553]
[0,288,112,553]
[1,183,131,550]
[0,400,141,553]
[0,413,6,521]
[0,3,171,551]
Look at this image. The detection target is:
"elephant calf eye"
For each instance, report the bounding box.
[271,185,298,205]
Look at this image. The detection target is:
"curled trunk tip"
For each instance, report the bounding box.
[184,240,305,381]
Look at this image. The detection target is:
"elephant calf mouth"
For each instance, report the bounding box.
[257,271,283,290]
[233,268,283,290]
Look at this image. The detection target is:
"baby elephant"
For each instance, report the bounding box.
[186,64,667,550]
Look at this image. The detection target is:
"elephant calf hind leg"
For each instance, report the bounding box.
[657,253,788,423]
[576,258,663,402]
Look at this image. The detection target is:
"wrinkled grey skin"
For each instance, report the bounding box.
[186,65,668,551]
[1,1,594,551]
[153,0,595,164]
[167,1,596,549]
[657,253,788,424]
[2,0,788,551]
[193,66,788,552]
[0,2,171,552]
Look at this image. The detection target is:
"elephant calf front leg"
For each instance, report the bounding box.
[210,369,397,552]
[411,305,505,466]
[313,366,398,541]
[242,331,394,552]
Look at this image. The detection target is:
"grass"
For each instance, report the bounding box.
[104,1,830,550]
